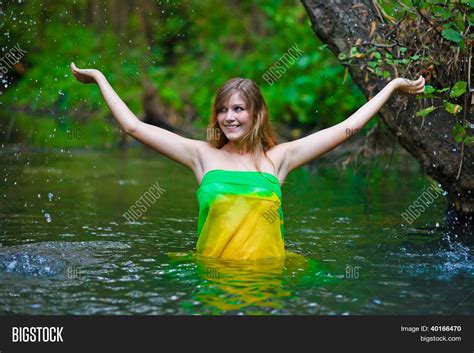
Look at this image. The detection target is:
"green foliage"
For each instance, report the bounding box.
[352,0,472,144]
[415,106,437,118]
[450,81,467,98]
[444,101,462,115]
[452,121,474,145]
[441,28,463,43]
[1,0,366,148]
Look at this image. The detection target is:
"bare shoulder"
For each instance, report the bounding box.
[191,140,292,186]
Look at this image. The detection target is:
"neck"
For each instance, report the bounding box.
[224,140,249,154]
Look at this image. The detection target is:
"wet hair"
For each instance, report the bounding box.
[207,78,278,173]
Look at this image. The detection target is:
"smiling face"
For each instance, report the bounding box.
[216,92,252,142]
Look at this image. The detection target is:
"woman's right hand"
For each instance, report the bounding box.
[70,62,102,84]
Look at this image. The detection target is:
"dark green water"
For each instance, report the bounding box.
[1,146,473,314]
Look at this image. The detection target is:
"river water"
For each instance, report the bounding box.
[1,146,473,314]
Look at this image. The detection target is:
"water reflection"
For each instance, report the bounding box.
[168,251,333,314]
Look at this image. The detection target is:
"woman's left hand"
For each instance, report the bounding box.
[392,75,426,95]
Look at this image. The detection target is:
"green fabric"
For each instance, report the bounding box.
[196,169,285,240]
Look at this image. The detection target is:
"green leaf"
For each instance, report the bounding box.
[450,81,467,98]
[465,135,474,146]
[445,101,463,115]
[433,6,451,20]
[416,106,437,117]
[399,47,408,53]
[318,44,328,50]
[469,12,474,26]
[424,85,435,94]
[373,52,381,60]
[410,55,420,60]
[442,29,463,43]
[452,123,466,143]
[338,53,347,61]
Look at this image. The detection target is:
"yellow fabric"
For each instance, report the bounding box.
[196,170,285,260]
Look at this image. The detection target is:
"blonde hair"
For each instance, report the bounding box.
[207,78,278,173]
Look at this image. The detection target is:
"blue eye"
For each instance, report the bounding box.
[236,107,243,112]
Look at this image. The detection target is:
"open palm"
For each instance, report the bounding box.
[70,62,101,84]
[394,76,426,95]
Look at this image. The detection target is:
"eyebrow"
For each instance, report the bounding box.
[219,103,245,108]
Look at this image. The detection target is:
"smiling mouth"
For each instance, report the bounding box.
[224,124,241,130]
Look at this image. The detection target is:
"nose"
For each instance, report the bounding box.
[225,109,236,122]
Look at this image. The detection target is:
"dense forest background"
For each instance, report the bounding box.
[0,0,369,148]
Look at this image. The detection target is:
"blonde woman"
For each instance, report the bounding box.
[70,62,425,260]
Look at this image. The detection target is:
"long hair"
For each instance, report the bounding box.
[207,78,278,173]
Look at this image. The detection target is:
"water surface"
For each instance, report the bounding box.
[1,146,473,314]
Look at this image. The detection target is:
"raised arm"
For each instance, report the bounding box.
[70,62,202,170]
[280,76,425,174]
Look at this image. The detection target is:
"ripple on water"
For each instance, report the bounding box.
[0,241,130,277]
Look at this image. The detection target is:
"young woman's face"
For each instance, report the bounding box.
[217,92,251,142]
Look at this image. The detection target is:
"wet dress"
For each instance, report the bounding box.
[196,169,285,260]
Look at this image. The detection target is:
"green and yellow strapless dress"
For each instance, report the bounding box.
[196,169,285,260]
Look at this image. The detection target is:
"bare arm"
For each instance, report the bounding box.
[70,62,202,170]
[281,76,425,173]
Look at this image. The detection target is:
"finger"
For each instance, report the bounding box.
[411,76,422,85]
[415,79,424,88]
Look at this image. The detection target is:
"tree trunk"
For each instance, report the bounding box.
[301,0,473,228]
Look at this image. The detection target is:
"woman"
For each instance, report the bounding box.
[70,62,425,260]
